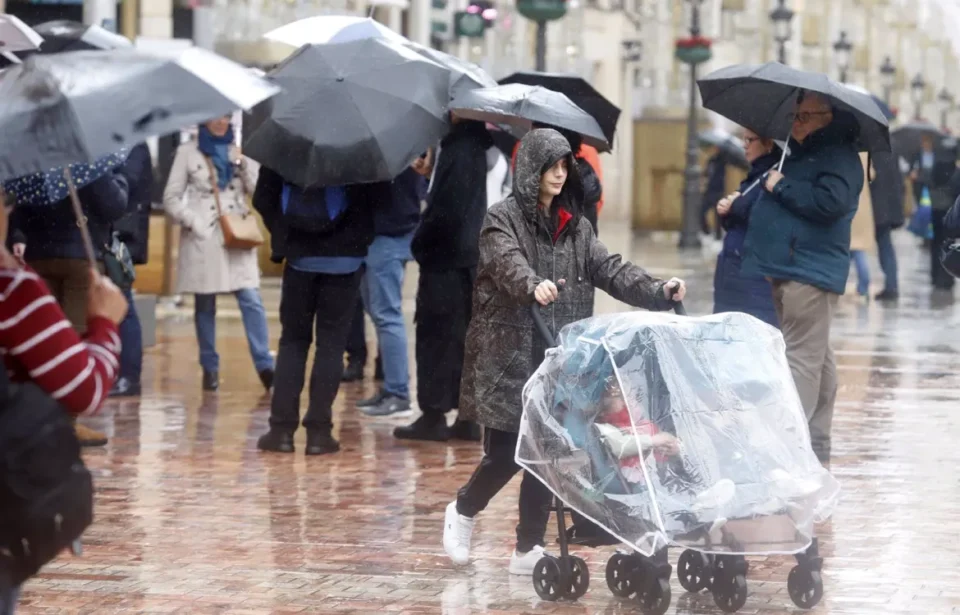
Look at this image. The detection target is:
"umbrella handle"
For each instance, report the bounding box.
[777,136,790,171]
[62,168,99,269]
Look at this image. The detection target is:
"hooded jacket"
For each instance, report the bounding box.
[458,129,675,434]
[741,111,864,295]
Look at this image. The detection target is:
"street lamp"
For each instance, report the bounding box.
[939,87,953,131]
[911,73,926,120]
[879,56,896,105]
[677,0,710,249]
[832,31,853,84]
[769,0,794,65]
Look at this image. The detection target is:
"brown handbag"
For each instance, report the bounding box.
[203,156,264,250]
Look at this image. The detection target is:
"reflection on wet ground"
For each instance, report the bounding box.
[17,231,960,614]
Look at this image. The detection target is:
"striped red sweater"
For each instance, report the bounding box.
[0,267,120,416]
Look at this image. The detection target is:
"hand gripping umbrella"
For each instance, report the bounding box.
[0,47,279,265]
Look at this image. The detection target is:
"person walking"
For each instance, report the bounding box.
[870,151,905,301]
[357,165,425,416]
[253,165,389,455]
[393,116,489,443]
[849,153,876,298]
[911,134,957,291]
[742,91,864,463]
[163,115,275,393]
[700,146,728,238]
[712,129,780,327]
[111,142,154,397]
[442,128,687,573]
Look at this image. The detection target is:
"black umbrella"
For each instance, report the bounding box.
[698,62,891,156]
[33,20,132,53]
[405,43,496,100]
[499,71,621,146]
[449,84,609,151]
[698,129,748,170]
[890,120,944,162]
[243,37,451,188]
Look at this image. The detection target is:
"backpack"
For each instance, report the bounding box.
[0,368,93,586]
[281,183,350,234]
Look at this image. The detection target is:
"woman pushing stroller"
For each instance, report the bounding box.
[443,128,687,574]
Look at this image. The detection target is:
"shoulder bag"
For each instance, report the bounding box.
[203,157,264,250]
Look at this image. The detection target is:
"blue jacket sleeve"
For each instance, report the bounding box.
[770,152,862,225]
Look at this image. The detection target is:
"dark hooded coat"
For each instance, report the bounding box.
[458,129,675,433]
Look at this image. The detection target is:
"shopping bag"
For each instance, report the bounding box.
[907,187,934,240]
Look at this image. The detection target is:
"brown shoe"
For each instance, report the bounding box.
[75,423,108,447]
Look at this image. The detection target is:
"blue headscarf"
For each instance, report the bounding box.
[197,124,235,190]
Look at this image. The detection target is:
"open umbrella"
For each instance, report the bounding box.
[891,120,944,162]
[2,150,129,208]
[264,16,406,51]
[698,129,748,170]
[0,14,43,54]
[243,37,450,188]
[33,20,132,53]
[405,44,496,100]
[449,83,609,151]
[498,71,621,146]
[842,83,895,121]
[698,62,891,159]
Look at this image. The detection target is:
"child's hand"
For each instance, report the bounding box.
[651,433,680,456]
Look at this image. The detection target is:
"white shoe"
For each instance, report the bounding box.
[443,501,475,566]
[509,545,549,576]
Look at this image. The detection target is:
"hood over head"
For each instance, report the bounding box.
[512,128,584,221]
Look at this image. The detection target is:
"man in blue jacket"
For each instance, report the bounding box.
[742,91,864,463]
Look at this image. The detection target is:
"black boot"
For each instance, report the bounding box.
[450,419,482,442]
[306,431,340,456]
[203,370,219,392]
[341,361,364,382]
[258,368,275,391]
[257,429,294,453]
[394,414,450,442]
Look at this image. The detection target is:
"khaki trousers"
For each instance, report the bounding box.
[31,259,92,334]
[771,280,838,458]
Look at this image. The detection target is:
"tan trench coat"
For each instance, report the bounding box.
[850,152,876,252]
[163,141,261,295]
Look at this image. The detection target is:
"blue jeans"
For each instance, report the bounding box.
[194,288,274,374]
[119,286,143,383]
[875,227,899,293]
[361,233,412,398]
[850,249,870,296]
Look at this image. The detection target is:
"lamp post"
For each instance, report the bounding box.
[832,31,853,84]
[939,87,953,131]
[677,0,712,249]
[911,73,926,120]
[879,56,896,105]
[769,0,794,65]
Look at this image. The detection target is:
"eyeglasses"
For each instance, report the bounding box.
[743,136,760,146]
[787,111,832,124]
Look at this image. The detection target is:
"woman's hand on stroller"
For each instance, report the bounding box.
[651,432,681,456]
[535,279,565,306]
[663,278,687,302]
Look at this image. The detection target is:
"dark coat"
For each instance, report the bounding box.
[458,129,675,434]
[945,195,960,239]
[742,112,865,296]
[869,151,904,230]
[115,143,154,265]
[912,145,957,211]
[13,171,129,262]
[713,151,780,328]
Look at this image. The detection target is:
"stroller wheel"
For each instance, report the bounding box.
[637,576,671,615]
[677,550,712,593]
[787,566,823,609]
[564,556,590,600]
[605,553,635,598]
[532,556,564,602]
[712,573,747,613]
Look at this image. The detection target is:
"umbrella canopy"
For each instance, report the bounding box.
[698,129,748,169]
[698,62,891,153]
[0,47,279,182]
[842,83,895,121]
[33,20,132,53]
[891,120,945,162]
[2,150,129,208]
[405,43,496,100]
[243,37,450,188]
[449,83,609,151]
[498,71,621,146]
[0,14,43,53]
[264,16,406,50]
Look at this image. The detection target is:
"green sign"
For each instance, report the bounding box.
[517,0,567,22]
[455,12,486,38]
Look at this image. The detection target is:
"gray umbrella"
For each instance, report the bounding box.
[698,62,891,154]
[449,83,609,151]
[404,43,496,100]
[0,47,279,182]
[243,37,450,188]
[698,129,748,169]
[890,120,944,162]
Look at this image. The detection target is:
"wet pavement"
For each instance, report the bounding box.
[16,229,960,614]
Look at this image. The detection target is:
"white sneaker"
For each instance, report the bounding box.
[509,545,549,576]
[443,501,475,566]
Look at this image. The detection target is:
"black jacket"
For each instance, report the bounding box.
[115,144,155,265]
[376,167,425,237]
[12,172,129,262]
[412,120,493,271]
[869,151,905,231]
[252,166,388,262]
[578,158,601,234]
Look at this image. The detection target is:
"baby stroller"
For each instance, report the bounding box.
[516,301,840,614]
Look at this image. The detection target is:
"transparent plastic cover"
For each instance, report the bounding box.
[516,311,840,556]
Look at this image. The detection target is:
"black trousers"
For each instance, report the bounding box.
[345,295,367,366]
[932,208,956,290]
[270,267,361,433]
[456,428,553,553]
[415,268,474,417]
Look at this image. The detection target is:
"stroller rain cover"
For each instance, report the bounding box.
[516,311,839,557]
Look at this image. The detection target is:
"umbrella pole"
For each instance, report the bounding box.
[777,136,790,171]
[62,168,99,269]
